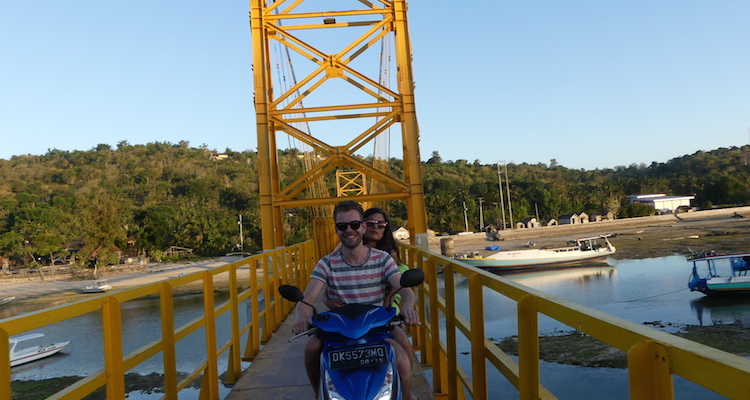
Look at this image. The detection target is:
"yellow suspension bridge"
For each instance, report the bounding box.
[2,1,750,399]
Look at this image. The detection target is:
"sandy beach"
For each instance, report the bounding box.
[0,256,250,306]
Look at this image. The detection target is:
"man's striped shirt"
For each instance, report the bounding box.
[311,247,399,306]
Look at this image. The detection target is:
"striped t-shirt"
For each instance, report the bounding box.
[311,247,399,306]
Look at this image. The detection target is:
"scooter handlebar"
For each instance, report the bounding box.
[288,327,318,342]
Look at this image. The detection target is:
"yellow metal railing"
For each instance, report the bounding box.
[400,243,750,400]
[5,239,750,399]
[0,240,317,400]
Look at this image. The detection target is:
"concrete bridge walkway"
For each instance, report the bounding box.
[225,297,435,400]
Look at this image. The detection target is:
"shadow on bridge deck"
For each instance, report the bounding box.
[225,297,434,400]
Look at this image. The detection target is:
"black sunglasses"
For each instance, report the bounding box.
[364,220,388,228]
[335,221,363,231]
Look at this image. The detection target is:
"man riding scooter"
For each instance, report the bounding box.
[291,200,420,400]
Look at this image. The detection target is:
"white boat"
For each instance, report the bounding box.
[82,279,112,293]
[10,333,70,367]
[687,251,750,296]
[0,297,15,306]
[454,235,616,270]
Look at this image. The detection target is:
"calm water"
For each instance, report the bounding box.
[442,255,745,399]
[6,292,246,400]
[5,255,746,399]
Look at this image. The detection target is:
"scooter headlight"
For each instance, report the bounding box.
[373,364,396,400]
[323,369,346,400]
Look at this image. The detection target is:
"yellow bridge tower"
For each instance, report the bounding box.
[250,0,428,249]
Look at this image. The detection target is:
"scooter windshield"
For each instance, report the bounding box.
[316,304,397,339]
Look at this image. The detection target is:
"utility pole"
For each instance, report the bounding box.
[504,162,514,229]
[238,214,244,253]
[462,201,469,233]
[478,197,484,231]
[497,162,507,229]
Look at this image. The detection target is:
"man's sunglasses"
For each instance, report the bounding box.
[335,221,363,231]
[364,220,388,228]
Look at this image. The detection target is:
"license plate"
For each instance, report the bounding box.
[329,345,388,370]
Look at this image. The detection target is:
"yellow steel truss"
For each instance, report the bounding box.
[336,170,367,197]
[250,0,428,249]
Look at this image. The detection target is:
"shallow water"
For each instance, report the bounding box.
[7,292,243,400]
[443,255,743,399]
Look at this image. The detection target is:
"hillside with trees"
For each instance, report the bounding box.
[1,142,749,268]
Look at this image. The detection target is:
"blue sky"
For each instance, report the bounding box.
[2,1,749,170]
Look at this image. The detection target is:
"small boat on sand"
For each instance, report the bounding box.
[82,279,112,293]
[454,235,616,271]
[0,297,15,306]
[688,251,750,296]
[10,333,70,367]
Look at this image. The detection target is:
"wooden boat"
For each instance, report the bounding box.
[453,235,616,270]
[687,251,750,296]
[82,279,112,293]
[10,333,70,367]
[0,297,15,306]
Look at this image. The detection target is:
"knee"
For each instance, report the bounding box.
[390,341,411,374]
[396,354,411,378]
[304,337,322,363]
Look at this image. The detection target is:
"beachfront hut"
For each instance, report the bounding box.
[520,217,540,228]
[393,227,410,240]
[559,213,580,225]
[591,211,614,222]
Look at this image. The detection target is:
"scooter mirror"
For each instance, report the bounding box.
[279,285,305,302]
[400,268,424,288]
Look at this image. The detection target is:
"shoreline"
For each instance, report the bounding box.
[4,207,750,309]
[427,207,750,260]
[0,256,249,307]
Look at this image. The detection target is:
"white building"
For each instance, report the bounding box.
[626,194,695,214]
[393,227,410,240]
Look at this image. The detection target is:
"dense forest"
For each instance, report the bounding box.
[1,141,749,267]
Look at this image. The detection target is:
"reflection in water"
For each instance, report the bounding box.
[691,296,750,327]
[497,263,617,288]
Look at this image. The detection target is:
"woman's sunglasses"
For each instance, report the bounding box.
[335,221,363,231]
[364,220,388,228]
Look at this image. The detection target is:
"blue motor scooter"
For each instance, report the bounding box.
[279,268,424,400]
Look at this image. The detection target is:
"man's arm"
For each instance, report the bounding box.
[291,278,326,334]
[387,274,419,326]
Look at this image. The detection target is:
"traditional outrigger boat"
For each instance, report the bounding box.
[82,279,112,293]
[9,333,70,367]
[687,251,750,296]
[453,235,616,270]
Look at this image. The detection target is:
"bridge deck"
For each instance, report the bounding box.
[225,297,434,400]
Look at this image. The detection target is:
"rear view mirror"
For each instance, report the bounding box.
[278,285,304,302]
[399,268,424,288]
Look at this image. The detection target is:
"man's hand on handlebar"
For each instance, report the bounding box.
[292,318,310,335]
[401,309,419,326]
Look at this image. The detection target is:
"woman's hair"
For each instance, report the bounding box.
[364,207,401,264]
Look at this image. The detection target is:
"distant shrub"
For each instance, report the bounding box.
[618,204,656,218]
